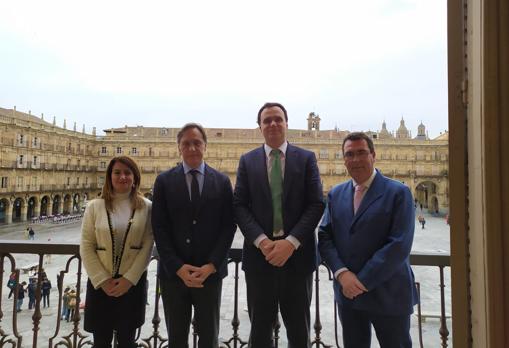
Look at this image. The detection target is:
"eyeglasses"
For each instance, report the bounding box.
[344,150,371,160]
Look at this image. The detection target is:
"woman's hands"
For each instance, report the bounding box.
[100,277,133,297]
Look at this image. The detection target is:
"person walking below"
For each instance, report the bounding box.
[27,278,36,309]
[67,289,77,321]
[62,287,71,320]
[16,281,27,312]
[418,215,426,229]
[41,277,52,308]
[28,227,35,240]
[7,272,17,299]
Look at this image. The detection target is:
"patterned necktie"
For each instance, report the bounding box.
[353,184,366,214]
[270,149,283,237]
[190,169,200,215]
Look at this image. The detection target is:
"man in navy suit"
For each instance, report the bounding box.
[318,132,418,348]
[234,102,324,348]
[152,123,236,348]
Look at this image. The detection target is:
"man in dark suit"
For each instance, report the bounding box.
[152,123,236,348]
[318,132,418,348]
[233,102,324,348]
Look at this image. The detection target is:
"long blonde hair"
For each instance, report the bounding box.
[101,156,145,212]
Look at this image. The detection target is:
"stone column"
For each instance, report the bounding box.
[21,204,27,222]
[57,199,63,214]
[5,203,12,224]
[47,200,53,216]
[34,199,41,217]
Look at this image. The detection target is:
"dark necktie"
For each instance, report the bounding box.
[190,169,200,214]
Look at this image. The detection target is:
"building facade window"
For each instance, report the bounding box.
[1,177,7,188]
[16,177,24,188]
[319,149,329,159]
[67,177,71,185]
[101,146,107,154]
[132,147,137,155]
[100,161,106,169]
[33,137,38,147]
[18,155,24,165]
[116,147,122,154]
[33,156,38,166]
[18,134,24,145]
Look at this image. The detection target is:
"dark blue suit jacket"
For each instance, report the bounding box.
[151,163,236,281]
[233,144,324,275]
[318,170,418,315]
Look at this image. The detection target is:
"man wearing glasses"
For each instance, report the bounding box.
[318,132,418,348]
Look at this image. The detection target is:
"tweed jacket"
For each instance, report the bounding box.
[80,197,154,289]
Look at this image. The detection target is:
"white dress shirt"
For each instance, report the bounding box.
[253,142,300,250]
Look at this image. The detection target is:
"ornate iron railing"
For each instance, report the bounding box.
[0,241,450,348]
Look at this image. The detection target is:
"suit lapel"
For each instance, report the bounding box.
[283,144,296,201]
[340,181,355,228]
[196,164,214,216]
[351,172,385,227]
[256,146,272,204]
[175,164,193,210]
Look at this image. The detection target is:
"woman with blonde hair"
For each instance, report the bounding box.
[80,156,153,347]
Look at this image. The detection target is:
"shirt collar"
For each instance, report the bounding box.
[264,141,288,159]
[352,169,377,189]
[183,161,205,175]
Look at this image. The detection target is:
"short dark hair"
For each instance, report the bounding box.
[342,132,375,154]
[177,123,207,144]
[257,102,288,125]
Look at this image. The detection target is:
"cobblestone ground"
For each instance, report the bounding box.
[0,209,451,347]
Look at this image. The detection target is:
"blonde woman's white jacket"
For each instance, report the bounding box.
[80,197,154,289]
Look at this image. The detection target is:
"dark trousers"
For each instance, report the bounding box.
[43,293,50,307]
[245,270,313,348]
[160,277,222,348]
[338,305,412,348]
[28,297,36,309]
[93,328,136,348]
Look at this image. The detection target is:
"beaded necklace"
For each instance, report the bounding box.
[106,209,135,278]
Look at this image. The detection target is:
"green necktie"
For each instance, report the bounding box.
[270,149,283,236]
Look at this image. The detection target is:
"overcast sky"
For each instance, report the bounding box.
[0,0,448,137]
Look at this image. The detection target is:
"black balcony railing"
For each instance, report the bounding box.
[0,241,451,348]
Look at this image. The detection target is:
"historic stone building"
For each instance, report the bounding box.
[0,107,448,225]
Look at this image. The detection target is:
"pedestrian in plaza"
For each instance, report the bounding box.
[67,289,77,321]
[62,287,71,320]
[28,227,35,240]
[318,132,418,348]
[41,277,52,307]
[152,123,236,347]
[7,272,17,299]
[27,278,36,309]
[418,214,426,229]
[233,103,325,347]
[80,156,153,348]
[16,281,27,312]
